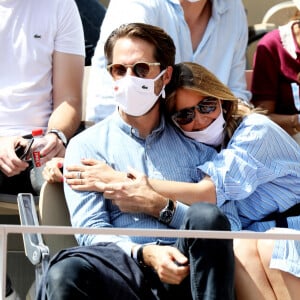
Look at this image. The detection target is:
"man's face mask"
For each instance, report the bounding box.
[113,70,166,116]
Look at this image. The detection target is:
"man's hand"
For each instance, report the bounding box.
[37,133,66,165]
[142,245,189,284]
[0,136,29,176]
[99,169,168,217]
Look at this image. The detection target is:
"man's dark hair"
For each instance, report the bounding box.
[104,22,176,70]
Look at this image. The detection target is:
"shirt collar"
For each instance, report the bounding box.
[279,21,299,59]
[112,110,166,140]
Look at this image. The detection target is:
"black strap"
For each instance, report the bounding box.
[262,203,300,228]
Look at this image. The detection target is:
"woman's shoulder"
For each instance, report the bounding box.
[258,29,280,47]
[243,113,272,125]
[236,113,280,136]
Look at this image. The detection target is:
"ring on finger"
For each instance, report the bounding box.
[76,171,82,179]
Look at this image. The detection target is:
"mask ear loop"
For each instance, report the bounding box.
[155,69,167,98]
[218,101,226,129]
[161,86,166,98]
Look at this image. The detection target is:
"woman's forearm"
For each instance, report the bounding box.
[148,176,217,205]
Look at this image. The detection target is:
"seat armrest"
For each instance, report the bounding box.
[17,193,49,266]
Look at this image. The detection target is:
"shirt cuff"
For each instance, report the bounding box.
[169,201,188,229]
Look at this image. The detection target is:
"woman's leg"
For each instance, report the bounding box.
[234,239,276,300]
[257,239,300,300]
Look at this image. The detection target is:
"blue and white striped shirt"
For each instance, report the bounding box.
[64,111,217,256]
[199,113,300,232]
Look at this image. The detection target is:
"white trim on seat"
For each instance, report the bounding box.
[262,1,297,26]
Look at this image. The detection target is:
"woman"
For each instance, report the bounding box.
[251,0,300,144]
[45,62,300,299]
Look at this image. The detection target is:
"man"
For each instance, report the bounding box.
[0,0,85,196]
[39,23,234,300]
[86,0,251,122]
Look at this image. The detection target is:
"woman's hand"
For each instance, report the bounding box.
[42,157,64,183]
[65,158,126,191]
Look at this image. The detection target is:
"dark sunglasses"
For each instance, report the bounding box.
[107,62,160,79]
[172,97,219,125]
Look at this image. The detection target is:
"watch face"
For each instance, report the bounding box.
[160,209,173,224]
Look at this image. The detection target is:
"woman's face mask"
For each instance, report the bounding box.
[171,91,225,147]
[113,70,166,116]
[179,111,225,147]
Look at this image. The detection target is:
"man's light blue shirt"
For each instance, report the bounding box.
[86,0,251,122]
[64,111,217,256]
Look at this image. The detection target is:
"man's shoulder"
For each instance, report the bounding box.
[70,116,114,143]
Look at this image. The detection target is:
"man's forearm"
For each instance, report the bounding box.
[47,100,82,140]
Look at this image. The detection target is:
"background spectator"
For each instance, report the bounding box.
[74,0,106,66]
[86,0,251,122]
[0,0,85,197]
[251,0,300,144]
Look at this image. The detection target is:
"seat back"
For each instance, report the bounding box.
[245,69,253,92]
[38,182,77,256]
[246,1,296,69]
[262,1,297,26]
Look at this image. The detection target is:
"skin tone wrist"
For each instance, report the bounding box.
[154,196,169,218]
[152,195,177,219]
[291,114,300,133]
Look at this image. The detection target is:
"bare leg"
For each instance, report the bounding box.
[282,272,300,299]
[257,239,300,300]
[234,239,276,300]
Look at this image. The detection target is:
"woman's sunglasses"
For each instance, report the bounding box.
[172,97,219,125]
[107,62,161,79]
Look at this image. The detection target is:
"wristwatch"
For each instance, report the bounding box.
[47,129,67,147]
[158,199,175,225]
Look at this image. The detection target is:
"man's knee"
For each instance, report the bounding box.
[47,256,90,289]
[184,202,231,231]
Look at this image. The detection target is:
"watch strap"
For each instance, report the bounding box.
[132,244,147,267]
[137,244,147,267]
[166,199,174,211]
[48,129,67,146]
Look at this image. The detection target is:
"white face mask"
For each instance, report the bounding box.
[113,70,166,116]
[179,111,225,147]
